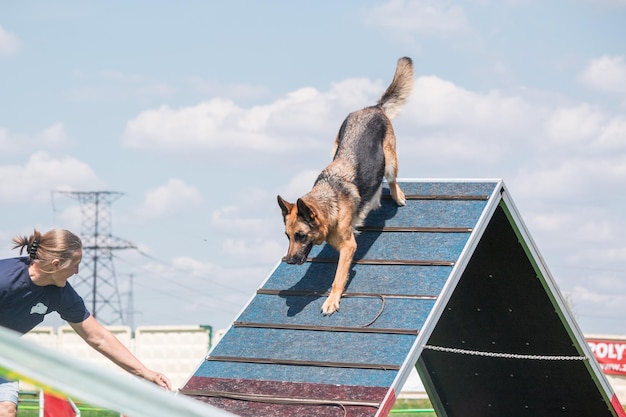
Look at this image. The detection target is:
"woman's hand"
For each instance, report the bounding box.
[145,370,172,390]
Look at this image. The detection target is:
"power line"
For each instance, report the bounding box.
[109,251,256,320]
[129,249,253,295]
[110,257,244,323]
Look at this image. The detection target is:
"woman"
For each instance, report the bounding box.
[0,229,171,417]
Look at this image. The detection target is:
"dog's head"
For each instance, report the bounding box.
[277,195,324,265]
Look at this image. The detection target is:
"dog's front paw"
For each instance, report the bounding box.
[321,294,341,315]
[392,188,406,206]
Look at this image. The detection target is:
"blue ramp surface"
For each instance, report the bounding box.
[182,180,496,416]
[181,179,624,417]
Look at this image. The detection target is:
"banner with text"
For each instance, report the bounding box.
[587,339,626,376]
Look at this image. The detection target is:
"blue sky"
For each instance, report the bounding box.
[1,0,625,335]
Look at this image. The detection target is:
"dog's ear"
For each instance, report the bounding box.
[277,195,293,218]
[296,198,317,224]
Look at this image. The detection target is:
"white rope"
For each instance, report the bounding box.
[424,345,588,361]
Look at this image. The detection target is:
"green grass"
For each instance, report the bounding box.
[18,408,118,416]
[17,400,434,416]
[390,398,436,416]
[17,393,119,416]
[19,396,433,416]
[17,394,625,416]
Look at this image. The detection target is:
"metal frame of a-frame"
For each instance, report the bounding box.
[408,180,624,417]
[181,179,625,417]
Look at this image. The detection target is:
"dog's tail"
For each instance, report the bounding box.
[377,57,414,119]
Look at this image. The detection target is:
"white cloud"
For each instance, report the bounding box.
[0,152,105,203]
[365,0,469,36]
[36,123,70,147]
[276,170,320,199]
[570,286,626,314]
[0,25,20,56]
[546,104,605,145]
[135,178,203,219]
[52,205,83,234]
[524,206,624,256]
[545,104,626,152]
[579,246,626,265]
[393,76,549,172]
[376,75,626,202]
[208,185,305,263]
[597,116,626,149]
[407,76,539,128]
[210,186,286,238]
[0,123,69,154]
[171,256,216,277]
[121,78,381,154]
[579,55,626,95]
[135,255,266,304]
[211,205,270,234]
[514,156,626,201]
[222,238,284,264]
[122,99,268,151]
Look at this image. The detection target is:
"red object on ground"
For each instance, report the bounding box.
[43,392,75,417]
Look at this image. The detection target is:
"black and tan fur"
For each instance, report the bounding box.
[277,57,414,315]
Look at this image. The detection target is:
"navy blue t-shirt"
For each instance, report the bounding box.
[0,257,91,334]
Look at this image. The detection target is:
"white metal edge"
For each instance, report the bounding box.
[0,326,236,417]
[396,177,503,183]
[376,179,505,416]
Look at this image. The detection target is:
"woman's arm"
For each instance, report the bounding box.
[69,316,171,390]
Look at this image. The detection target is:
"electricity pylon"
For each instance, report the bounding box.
[55,191,135,325]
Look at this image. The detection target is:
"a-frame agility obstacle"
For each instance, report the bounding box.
[181,179,625,417]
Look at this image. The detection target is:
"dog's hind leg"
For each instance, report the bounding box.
[386,170,405,207]
[382,125,406,206]
[322,234,356,315]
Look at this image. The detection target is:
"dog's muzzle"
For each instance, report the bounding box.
[285,242,313,265]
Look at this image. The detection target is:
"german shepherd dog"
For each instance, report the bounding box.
[277,57,413,315]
